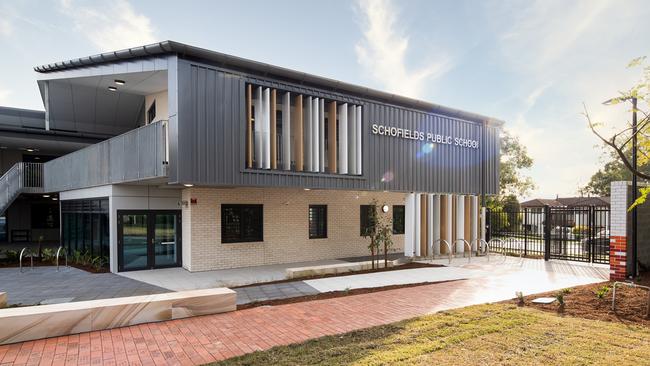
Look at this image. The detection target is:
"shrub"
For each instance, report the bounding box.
[555,291,566,313]
[515,291,525,306]
[594,285,611,299]
[41,248,55,263]
[4,250,18,263]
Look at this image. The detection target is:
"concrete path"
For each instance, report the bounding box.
[0,267,167,306]
[0,258,607,365]
[118,259,347,290]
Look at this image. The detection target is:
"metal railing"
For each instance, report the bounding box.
[0,162,44,215]
[44,120,168,192]
[433,239,453,264]
[454,239,472,263]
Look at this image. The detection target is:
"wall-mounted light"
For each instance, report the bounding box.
[304,188,311,191]
[114,79,126,85]
[382,204,389,213]
[183,183,194,187]
[108,86,117,92]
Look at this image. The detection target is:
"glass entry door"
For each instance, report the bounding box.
[118,210,182,271]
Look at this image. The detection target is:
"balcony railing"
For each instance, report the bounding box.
[0,162,43,214]
[44,120,168,192]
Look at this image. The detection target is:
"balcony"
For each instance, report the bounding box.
[44,120,169,192]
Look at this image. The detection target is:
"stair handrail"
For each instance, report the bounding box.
[454,239,472,263]
[433,239,453,264]
[19,247,34,273]
[56,246,68,271]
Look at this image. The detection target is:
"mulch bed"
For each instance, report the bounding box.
[509,275,650,326]
[237,279,461,310]
[233,262,442,288]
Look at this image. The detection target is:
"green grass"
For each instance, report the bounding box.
[209,304,650,366]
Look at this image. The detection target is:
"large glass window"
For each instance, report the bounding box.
[221,204,263,243]
[360,205,376,236]
[61,198,109,259]
[308,205,327,239]
[393,205,405,234]
[31,203,59,229]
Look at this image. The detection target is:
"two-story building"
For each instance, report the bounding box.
[0,41,502,273]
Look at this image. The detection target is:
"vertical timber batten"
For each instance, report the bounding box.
[282,92,291,170]
[246,84,252,168]
[270,89,277,170]
[328,101,337,173]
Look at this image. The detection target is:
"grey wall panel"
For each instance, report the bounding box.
[43,121,166,192]
[172,59,501,195]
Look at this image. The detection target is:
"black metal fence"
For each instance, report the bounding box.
[487,206,610,264]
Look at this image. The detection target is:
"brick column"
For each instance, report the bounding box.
[610,181,628,280]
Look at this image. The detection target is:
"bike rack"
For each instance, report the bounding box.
[454,239,472,263]
[612,281,650,318]
[433,239,453,264]
[19,247,34,273]
[56,246,68,272]
[473,239,490,261]
[487,239,509,262]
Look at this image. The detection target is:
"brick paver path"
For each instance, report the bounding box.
[0,264,605,365]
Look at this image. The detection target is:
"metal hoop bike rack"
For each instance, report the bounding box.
[454,239,472,263]
[433,239,453,264]
[56,246,68,272]
[487,239,509,262]
[19,247,34,273]
[472,239,490,261]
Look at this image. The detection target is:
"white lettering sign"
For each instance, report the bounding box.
[371,123,479,149]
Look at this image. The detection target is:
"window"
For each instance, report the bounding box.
[147,101,156,124]
[221,204,263,243]
[31,203,59,229]
[309,205,327,239]
[392,205,405,234]
[360,205,376,236]
[0,216,6,242]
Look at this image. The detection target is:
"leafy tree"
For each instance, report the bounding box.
[586,56,650,208]
[361,200,395,268]
[487,130,535,209]
[580,155,630,196]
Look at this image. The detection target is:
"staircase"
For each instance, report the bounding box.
[0,162,44,215]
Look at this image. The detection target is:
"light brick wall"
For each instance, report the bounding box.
[181,187,406,271]
[610,181,628,280]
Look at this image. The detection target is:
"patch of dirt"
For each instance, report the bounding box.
[233,262,442,288]
[509,275,650,326]
[237,279,461,310]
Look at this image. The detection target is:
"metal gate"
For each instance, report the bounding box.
[487,206,610,264]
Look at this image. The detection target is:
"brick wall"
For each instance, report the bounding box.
[610,181,628,280]
[181,187,406,271]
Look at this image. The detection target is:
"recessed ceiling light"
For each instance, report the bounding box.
[108,86,117,91]
[114,79,125,85]
[183,184,194,187]
[26,148,35,152]
[42,194,50,198]
[52,198,58,201]
[34,157,40,160]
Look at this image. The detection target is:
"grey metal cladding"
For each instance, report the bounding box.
[173,59,500,195]
[43,121,166,192]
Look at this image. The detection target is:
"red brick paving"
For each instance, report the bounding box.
[0,266,604,366]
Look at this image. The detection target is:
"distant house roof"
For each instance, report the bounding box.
[520,196,610,208]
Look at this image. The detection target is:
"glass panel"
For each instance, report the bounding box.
[0,216,7,242]
[154,214,177,267]
[92,213,101,257]
[84,213,92,255]
[122,214,148,270]
[101,214,109,258]
[75,213,84,252]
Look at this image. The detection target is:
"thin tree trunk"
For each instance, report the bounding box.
[384,242,388,268]
[371,238,375,269]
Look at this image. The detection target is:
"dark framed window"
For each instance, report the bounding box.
[360,205,376,236]
[31,203,59,229]
[392,205,405,234]
[221,204,263,243]
[147,101,156,124]
[309,205,327,239]
[0,215,6,242]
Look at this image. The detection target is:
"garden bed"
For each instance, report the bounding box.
[0,260,108,273]
[510,276,650,326]
[233,262,442,288]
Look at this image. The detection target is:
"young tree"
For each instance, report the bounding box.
[586,56,650,207]
[487,130,535,209]
[361,200,394,268]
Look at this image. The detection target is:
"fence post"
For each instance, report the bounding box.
[588,205,595,263]
[544,205,551,261]
[524,208,528,257]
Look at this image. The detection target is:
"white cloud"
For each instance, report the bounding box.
[59,0,156,51]
[0,18,13,38]
[0,86,12,106]
[354,0,451,98]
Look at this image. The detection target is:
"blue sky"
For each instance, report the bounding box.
[0,0,648,199]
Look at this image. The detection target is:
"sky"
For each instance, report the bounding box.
[0,0,648,200]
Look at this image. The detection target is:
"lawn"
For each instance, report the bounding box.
[209,303,650,366]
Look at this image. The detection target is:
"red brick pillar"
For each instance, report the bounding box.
[609,181,628,280]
